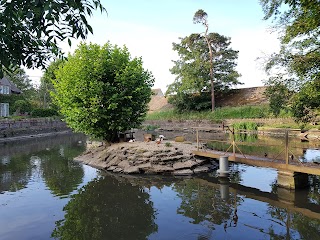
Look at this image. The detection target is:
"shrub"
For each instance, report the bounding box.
[13,100,32,114]
[31,108,58,117]
[232,122,258,131]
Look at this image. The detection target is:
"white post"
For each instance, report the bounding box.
[217,156,229,177]
[219,178,230,200]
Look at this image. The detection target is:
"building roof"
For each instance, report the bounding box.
[0,77,22,94]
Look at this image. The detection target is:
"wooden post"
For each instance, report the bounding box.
[285,129,289,165]
[196,129,199,150]
[232,127,236,158]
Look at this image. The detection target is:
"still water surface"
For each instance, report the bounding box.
[0,133,320,240]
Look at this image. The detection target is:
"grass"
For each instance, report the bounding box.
[146,105,271,121]
[205,140,283,159]
[232,122,258,131]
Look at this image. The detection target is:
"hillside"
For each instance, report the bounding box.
[148,86,268,112]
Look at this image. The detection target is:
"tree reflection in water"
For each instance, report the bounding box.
[39,143,85,197]
[0,134,85,195]
[52,175,157,240]
[173,178,243,229]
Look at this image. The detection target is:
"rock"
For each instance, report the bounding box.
[106,166,117,171]
[161,155,186,162]
[118,160,131,169]
[193,166,210,173]
[151,165,174,173]
[173,169,193,176]
[149,156,161,163]
[105,156,122,168]
[136,162,152,170]
[143,151,154,158]
[195,159,208,165]
[113,167,123,173]
[97,150,110,160]
[124,166,140,174]
[173,160,198,170]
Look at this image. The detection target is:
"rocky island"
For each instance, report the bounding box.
[75,140,218,176]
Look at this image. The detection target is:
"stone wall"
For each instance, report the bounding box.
[0,118,69,138]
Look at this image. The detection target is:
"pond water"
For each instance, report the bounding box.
[1,133,320,240]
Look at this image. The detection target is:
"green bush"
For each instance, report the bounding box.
[167,92,211,112]
[31,108,58,117]
[13,100,32,114]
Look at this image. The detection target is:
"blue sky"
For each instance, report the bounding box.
[27,0,280,92]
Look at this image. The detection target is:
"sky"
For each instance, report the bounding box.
[26,0,280,93]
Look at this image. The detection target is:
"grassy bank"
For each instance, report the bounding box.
[146,105,272,121]
[146,105,320,130]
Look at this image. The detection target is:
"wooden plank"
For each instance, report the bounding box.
[193,150,320,176]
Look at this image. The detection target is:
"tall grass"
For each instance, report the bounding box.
[232,122,258,131]
[146,105,270,121]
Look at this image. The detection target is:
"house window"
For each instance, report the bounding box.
[0,85,10,94]
[0,103,9,117]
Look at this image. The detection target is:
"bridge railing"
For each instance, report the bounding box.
[194,126,320,166]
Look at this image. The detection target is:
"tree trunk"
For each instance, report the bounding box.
[205,36,215,111]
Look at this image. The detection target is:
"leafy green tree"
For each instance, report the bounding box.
[193,9,215,111]
[167,33,241,112]
[264,74,294,116]
[261,0,320,87]
[39,59,65,108]
[13,99,32,114]
[291,79,320,122]
[0,0,106,78]
[51,43,154,142]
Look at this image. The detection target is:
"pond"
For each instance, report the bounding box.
[1,133,320,240]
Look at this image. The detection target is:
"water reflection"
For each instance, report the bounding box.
[1,133,320,240]
[0,133,86,196]
[50,171,320,240]
[52,175,158,240]
[205,132,320,162]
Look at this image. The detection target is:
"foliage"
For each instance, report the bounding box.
[173,178,241,225]
[13,100,32,114]
[232,122,258,131]
[167,32,241,112]
[31,108,58,117]
[167,91,211,112]
[39,59,65,108]
[264,74,295,116]
[0,0,106,77]
[51,42,154,142]
[165,142,172,147]
[291,79,320,123]
[193,9,215,111]
[52,175,157,240]
[261,0,320,88]
[146,105,270,121]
